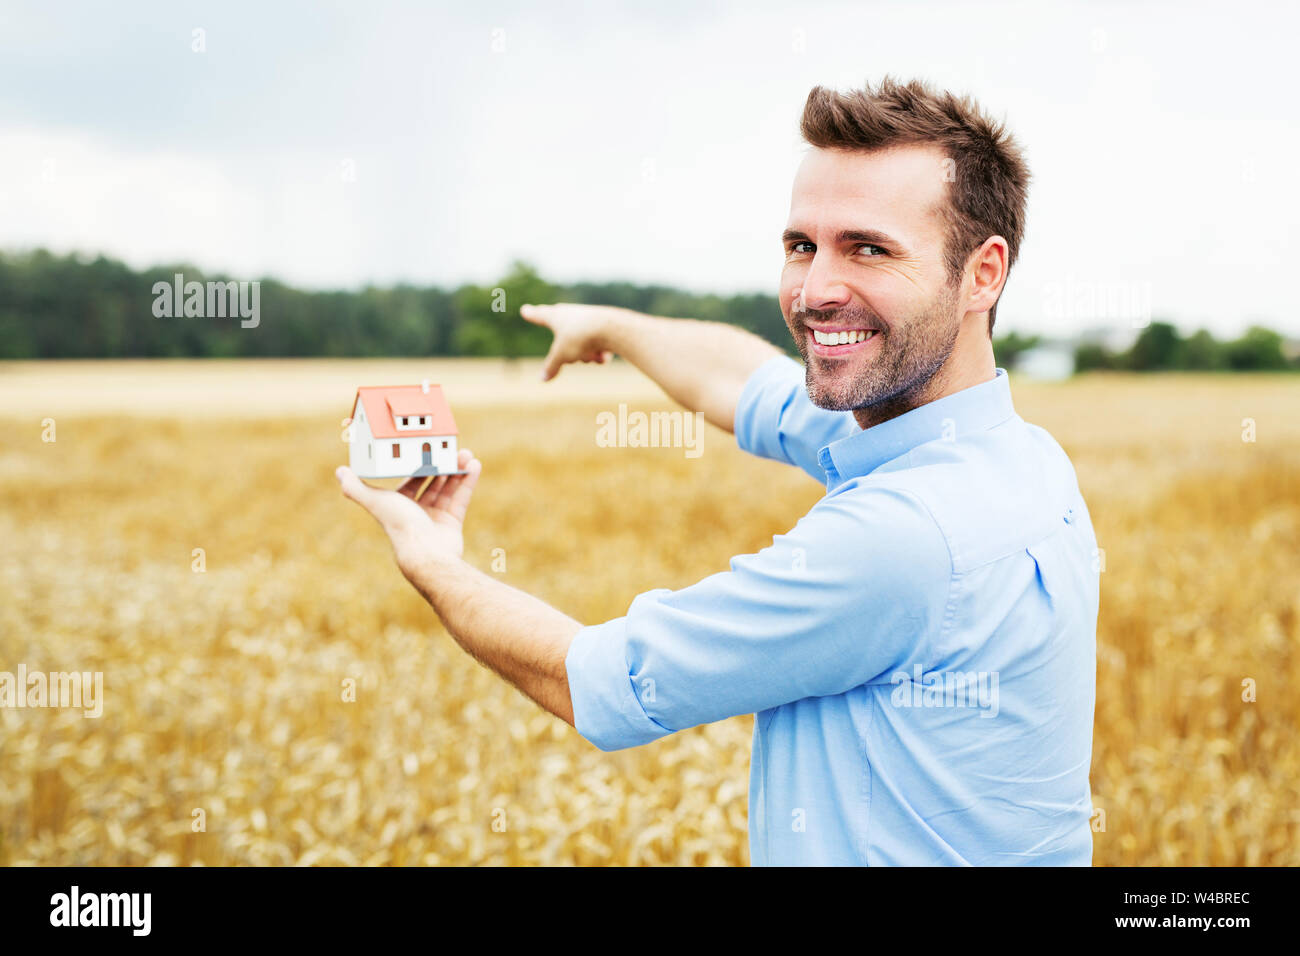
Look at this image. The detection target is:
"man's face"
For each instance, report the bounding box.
[781,144,964,412]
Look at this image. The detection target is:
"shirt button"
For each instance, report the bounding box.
[1064,507,1075,524]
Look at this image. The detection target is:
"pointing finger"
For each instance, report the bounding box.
[521,304,551,327]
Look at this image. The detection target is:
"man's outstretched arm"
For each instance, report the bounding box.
[336,453,580,727]
[521,303,782,433]
[404,553,580,727]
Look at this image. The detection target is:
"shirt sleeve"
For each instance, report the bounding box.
[564,483,953,751]
[733,354,859,483]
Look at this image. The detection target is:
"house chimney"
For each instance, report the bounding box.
[421,379,430,394]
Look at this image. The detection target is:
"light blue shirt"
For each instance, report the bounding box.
[565,355,1099,865]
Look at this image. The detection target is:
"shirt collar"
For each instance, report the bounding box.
[817,368,1017,486]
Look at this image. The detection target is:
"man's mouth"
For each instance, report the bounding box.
[806,326,881,356]
[810,328,877,346]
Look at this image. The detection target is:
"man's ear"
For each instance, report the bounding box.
[965,236,1009,315]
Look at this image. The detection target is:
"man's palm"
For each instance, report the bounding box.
[336,449,482,573]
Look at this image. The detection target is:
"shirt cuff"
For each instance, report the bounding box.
[565,597,675,752]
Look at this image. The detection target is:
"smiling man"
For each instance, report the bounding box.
[337,76,1100,866]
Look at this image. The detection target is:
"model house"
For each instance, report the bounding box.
[347,384,460,479]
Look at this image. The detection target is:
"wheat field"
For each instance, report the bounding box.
[1,359,1297,866]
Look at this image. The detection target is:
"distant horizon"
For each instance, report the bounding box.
[6,243,1293,347]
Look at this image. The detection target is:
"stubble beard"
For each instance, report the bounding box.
[793,281,963,414]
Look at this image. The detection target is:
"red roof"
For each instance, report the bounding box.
[353,385,458,439]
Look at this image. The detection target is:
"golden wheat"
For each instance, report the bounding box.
[1,361,1296,865]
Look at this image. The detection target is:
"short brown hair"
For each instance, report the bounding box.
[800,76,1030,334]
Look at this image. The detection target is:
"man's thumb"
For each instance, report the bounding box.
[336,465,376,506]
[540,343,565,382]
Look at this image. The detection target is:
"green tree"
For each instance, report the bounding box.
[1224,326,1288,371]
[1127,321,1182,371]
[1181,329,1224,370]
[454,261,557,359]
[992,331,1042,370]
[1074,342,1118,372]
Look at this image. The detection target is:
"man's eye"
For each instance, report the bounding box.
[858,244,886,257]
[788,241,814,255]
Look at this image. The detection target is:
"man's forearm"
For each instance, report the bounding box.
[401,554,583,727]
[599,310,782,432]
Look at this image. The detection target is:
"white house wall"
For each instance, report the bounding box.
[385,436,457,475]
[353,433,458,478]
[348,403,377,474]
[436,436,459,473]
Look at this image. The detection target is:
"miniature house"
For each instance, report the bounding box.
[347,384,460,479]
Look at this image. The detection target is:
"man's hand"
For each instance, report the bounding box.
[522,301,781,433]
[335,448,483,580]
[520,303,621,381]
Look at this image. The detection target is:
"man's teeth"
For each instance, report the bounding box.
[812,329,877,346]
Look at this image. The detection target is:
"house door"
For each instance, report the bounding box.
[421,443,432,468]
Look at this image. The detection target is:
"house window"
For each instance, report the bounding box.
[392,443,400,458]
[393,414,430,431]
[441,441,448,449]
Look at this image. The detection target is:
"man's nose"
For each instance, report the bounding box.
[798,254,852,312]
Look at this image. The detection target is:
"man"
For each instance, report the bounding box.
[336,76,1099,866]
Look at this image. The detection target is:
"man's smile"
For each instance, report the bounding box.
[806,325,882,358]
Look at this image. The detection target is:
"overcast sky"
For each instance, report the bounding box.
[2,0,1296,337]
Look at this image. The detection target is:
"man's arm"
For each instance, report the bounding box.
[404,553,580,727]
[566,486,952,751]
[335,454,580,727]
[521,303,782,433]
[336,452,952,751]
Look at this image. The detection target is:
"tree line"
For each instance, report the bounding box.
[1073,322,1294,372]
[0,249,1293,372]
[0,250,788,361]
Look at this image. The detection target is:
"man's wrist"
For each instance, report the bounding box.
[399,549,469,607]
[596,306,644,354]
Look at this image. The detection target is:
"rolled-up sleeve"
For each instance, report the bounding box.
[564,484,953,751]
[734,355,858,483]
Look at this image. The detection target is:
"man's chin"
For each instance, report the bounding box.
[793,344,884,410]
[805,371,868,412]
